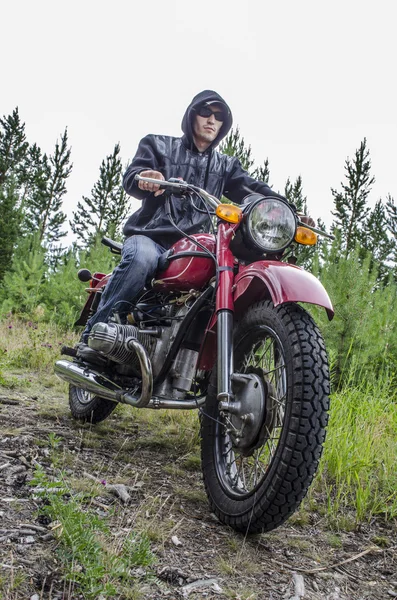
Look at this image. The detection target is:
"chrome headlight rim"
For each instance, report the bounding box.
[243,196,297,254]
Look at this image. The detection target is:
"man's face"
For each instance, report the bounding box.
[193,103,224,149]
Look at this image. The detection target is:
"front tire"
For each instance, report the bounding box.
[69,385,117,424]
[201,300,330,534]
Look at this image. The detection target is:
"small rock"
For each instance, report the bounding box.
[171,535,182,547]
[106,483,131,503]
[131,567,146,577]
[158,566,188,585]
[327,587,341,600]
[211,581,223,594]
[20,536,35,544]
[181,578,222,597]
[30,595,40,600]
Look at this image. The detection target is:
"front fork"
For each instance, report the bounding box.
[215,221,240,406]
[217,309,234,404]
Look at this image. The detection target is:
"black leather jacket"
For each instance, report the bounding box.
[123,90,284,248]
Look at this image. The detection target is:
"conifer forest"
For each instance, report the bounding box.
[0,107,396,599]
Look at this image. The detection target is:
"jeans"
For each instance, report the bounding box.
[82,235,166,342]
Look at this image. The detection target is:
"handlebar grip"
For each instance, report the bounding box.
[135,174,189,191]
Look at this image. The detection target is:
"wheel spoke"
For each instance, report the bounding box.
[216,327,290,496]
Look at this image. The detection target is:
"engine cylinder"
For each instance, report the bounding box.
[88,322,155,367]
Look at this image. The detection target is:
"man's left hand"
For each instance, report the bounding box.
[299,215,316,228]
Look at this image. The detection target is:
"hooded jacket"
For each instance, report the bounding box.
[123,90,284,248]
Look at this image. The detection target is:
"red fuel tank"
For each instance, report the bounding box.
[153,234,216,291]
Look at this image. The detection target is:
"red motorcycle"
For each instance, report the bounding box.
[55,175,334,533]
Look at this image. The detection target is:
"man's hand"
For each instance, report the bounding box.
[298,214,316,228]
[138,170,165,197]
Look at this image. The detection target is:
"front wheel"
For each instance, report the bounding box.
[201,300,330,534]
[69,385,117,424]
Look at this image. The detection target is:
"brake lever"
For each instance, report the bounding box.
[297,220,335,240]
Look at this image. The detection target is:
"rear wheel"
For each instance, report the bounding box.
[201,300,330,534]
[69,385,117,424]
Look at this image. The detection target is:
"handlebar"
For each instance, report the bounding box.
[135,174,220,210]
[135,175,334,240]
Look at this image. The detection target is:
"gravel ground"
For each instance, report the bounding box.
[0,378,396,600]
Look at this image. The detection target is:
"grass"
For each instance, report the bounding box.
[0,317,78,373]
[314,376,397,525]
[0,570,28,599]
[29,466,156,600]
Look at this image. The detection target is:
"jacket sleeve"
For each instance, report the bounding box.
[123,135,163,200]
[223,158,286,204]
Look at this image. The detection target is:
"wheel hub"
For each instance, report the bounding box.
[220,368,268,456]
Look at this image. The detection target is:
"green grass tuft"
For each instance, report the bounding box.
[315,376,397,524]
[30,466,156,599]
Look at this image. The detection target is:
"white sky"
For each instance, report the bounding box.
[2,0,396,242]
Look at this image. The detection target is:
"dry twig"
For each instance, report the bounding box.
[265,545,382,574]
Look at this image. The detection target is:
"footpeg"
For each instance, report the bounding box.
[60,345,77,357]
[76,343,108,367]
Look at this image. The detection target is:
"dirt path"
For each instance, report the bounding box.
[0,377,396,599]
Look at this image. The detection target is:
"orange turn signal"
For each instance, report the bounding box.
[294,226,318,246]
[215,204,243,224]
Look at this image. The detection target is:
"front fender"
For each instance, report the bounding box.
[233,261,334,320]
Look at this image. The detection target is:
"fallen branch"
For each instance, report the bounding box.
[0,398,20,405]
[0,451,19,458]
[266,545,382,574]
[19,523,48,533]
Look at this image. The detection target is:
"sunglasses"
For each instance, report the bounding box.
[197,106,225,122]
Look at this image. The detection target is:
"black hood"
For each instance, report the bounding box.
[181,90,233,151]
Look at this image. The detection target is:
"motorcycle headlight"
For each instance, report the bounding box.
[245,197,297,253]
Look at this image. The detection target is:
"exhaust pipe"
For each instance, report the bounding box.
[55,359,206,410]
[55,337,153,408]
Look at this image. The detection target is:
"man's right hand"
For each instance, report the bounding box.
[138,170,165,197]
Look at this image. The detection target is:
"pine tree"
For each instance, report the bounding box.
[24,129,72,245]
[385,194,397,242]
[284,176,308,213]
[311,243,397,386]
[361,200,394,280]
[385,194,397,267]
[0,182,22,282]
[0,107,28,186]
[252,159,270,184]
[284,176,316,268]
[0,108,29,283]
[331,138,374,256]
[220,128,272,183]
[0,233,47,317]
[70,144,130,247]
[219,127,256,173]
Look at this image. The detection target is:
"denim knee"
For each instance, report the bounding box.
[123,235,164,273]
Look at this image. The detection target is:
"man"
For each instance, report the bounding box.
[81,90,289,342]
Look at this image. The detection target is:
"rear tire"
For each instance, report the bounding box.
[69,385,117,424]
[201,300,330,534]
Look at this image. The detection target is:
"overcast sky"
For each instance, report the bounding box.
[2,0,396,242]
